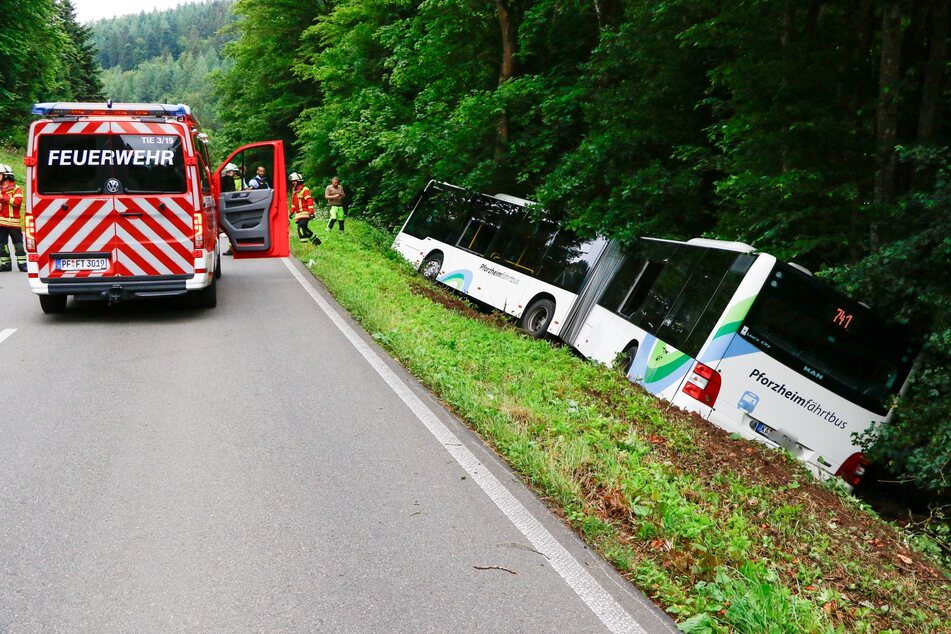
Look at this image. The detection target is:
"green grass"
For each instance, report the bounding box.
[293,220,949,633]
[0,146,26,183]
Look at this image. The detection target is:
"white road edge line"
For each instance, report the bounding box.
[0,329,17,345]
[282,258,649,634]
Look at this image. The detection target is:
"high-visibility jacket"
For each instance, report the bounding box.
[0,183,23,228]
[290,185,315,220]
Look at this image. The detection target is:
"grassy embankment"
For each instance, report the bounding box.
[294,221,949,633]
[0,147,26,183]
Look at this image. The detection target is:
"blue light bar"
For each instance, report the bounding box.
[32,102,191,117]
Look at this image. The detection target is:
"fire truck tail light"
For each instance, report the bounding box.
[24,215,36,251]
[682,361,721,407]
[835,452,868,487]
[193,211,203,250]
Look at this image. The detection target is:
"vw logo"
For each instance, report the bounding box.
[105,178,121,193]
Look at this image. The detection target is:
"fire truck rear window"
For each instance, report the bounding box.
[37,134,187,195]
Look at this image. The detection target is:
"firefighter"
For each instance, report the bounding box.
[289,172,321,246]
[220,163,241,192]
[0,164,26,272]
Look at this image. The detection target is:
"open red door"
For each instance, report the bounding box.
[213,141,289,258]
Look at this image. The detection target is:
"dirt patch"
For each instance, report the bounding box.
[581,379,948,630]
[409,279,513,329]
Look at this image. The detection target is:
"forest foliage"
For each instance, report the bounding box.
[2,0,948,493]
[90,1,236,130]
[214,0,950,493]
[0,0,102,145]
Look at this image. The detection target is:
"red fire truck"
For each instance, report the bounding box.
[23,102,289,312]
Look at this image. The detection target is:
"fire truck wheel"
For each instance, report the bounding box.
[39,294,68,314]
[214,252,222,279]
[193,278,218,309]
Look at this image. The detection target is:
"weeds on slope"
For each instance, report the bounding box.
[295,222,950,633]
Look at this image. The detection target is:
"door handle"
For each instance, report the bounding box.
[119,211,143,217]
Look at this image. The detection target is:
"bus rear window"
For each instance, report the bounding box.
[37,134,187,195]
[741,263,916,413]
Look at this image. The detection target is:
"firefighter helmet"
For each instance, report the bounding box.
[288,172,303,183]
[223,163,238,173]
[0,164,13,180]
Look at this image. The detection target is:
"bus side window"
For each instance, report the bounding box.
[498,216,557,275]
[537,231,601,293]
[655,249,738,355]
[678,256,749,356]
[403,185,469,243]
[630,247,703,333]
[598,244,645,313]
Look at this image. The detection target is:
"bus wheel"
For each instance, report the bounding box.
[520,298,555,338]
[193,278,218,309]
[419,254,443,281]
[39,294,67,314]
[618,342,639,376]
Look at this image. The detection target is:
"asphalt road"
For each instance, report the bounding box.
[0,257,677,633]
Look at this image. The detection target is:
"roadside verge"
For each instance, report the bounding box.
[293,221,949,633]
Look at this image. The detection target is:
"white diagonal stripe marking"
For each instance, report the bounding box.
[115,225,172,274]
[60,213,111,253]
[37,199,96,253]
[35,198,68,228]
[133,198,190,245]
[117,249,146,276]
[126,218,191,271]
[159,197,193,228]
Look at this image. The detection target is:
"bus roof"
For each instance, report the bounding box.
[493,193,537,207]
[686,237,755,252]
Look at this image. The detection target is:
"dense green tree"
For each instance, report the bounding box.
[56,0,104,101]
[0,0,67,144]
[213,0,331,156]
[216,0,950,493]
[91,0,237,131]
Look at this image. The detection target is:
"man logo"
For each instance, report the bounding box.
[105,178,121,193]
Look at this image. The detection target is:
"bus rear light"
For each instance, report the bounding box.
[682,362,721,406]
[193,211,204,249]
[24,215,36,251]
[835,452,868,487]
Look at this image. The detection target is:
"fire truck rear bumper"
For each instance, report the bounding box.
[33,275,194,301]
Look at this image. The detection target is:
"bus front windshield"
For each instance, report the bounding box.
[740,263,915,414]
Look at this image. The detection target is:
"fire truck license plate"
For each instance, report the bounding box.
[57,258,108,272]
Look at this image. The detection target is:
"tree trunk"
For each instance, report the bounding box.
[846,0,875,261]
[916,2,948,142]
[873,2,905,212]
[593,0,622,32]
[494,0,515,166]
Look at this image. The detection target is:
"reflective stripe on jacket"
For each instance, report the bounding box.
[291,185,315,220]
[0,184,23,227]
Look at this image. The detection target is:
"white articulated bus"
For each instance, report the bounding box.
[393,181,917,487]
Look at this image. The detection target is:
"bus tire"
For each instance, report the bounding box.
[419,254,443,281]
[193,278,217,309]
[618,341,639,376]
[520,298,555,338]
[39,294,67,314]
